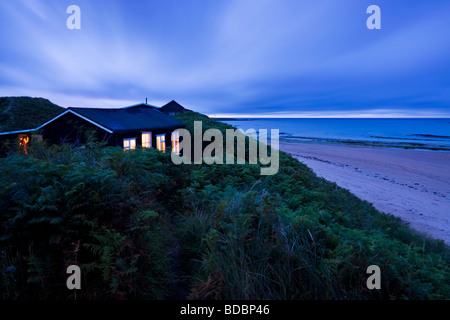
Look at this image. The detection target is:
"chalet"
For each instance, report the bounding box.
[159,100,188,116]
[0,103,185,154]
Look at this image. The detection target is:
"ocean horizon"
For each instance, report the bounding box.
[218,118,450,151]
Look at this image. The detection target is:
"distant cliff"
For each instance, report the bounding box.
[0,96,65,132]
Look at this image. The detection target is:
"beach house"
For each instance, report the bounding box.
[0,103,186,153]
[159,100,188,116]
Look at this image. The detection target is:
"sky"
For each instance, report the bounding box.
[0,0,450,118]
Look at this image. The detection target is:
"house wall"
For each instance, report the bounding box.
[40,111,182,150]
[160,104,185,115]
[0,132,36,156]
[0,133,20,156]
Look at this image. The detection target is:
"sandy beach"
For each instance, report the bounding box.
[279,142,450,245]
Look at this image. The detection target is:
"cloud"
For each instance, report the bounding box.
[0,0,449,116]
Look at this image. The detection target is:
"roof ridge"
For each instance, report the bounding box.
[121,103,159,109]
[0,104,185,136]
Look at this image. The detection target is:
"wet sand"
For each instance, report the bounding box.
[279,142,450,245]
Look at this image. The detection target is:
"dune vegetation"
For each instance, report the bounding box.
[0,111,449,300]
[0,97,64,132]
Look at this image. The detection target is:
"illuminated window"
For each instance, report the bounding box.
[171,131,180,154]
[156,134,165,152]
[142,132,152,148]
[123,138,136,150]
[19,134,29,155]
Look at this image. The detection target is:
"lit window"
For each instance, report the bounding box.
[156,134,166,152]
[171,131,180,154]
[19,134,29,155]
[123,138,136,150]
[142,132,152,148]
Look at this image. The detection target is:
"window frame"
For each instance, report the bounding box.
[156,134,166,152]
[123,137,137,150]
[171,131,180,154]
[142,132,152,148]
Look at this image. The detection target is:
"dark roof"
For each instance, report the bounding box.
[160,100,186,113]
[122,103,159,109]
[69,105,185,133]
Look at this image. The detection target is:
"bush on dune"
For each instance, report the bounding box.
[0,111,448,300]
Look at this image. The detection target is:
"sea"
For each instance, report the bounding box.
[217,118,450,151]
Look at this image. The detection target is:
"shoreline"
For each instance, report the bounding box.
[279,137,450,152]
[278,141,450,245]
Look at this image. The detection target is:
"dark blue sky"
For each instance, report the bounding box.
[0,0,449,117]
